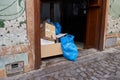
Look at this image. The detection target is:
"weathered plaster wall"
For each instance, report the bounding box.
[105,0,120,47]
[0,0,35,78]
[107,0,120,34]
[0,53,28,69]
[0,0,28,47]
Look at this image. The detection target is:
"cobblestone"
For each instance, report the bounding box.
[91,76,99,80]
[79,72,87,78]
[2,47,120,80]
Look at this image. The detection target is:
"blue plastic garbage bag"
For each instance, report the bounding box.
[53,22,61,35]
[46,19,51,23]
[60,34,78,61]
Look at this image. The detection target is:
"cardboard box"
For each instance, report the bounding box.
[40,23,56,41]
[41,43,62,58]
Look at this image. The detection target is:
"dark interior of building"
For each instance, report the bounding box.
[40,0,88,48]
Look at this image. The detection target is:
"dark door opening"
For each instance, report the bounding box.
[40,0,106,50]
[61,0,88,48]
[40,0,88,49]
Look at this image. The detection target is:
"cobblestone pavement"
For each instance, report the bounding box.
[2,46,120,80]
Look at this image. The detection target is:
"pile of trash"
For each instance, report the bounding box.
[40,19,78,61]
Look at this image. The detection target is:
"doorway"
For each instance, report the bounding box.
[40,0,107,50]
[31,0,108,68]
[61,0,88,49]
[40,0,88,49]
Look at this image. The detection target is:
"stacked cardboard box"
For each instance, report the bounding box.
[41,22,56,41]
[40,22,62,58]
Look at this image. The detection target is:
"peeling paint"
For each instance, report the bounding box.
[0,0,28,48]
[107,0,120,34]
[0,53,28,69]
[106,0,120,47]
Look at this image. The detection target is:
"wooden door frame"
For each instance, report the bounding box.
[33,0,41,69]
[98,0,108,50]
[32,0,108,68]
[85,0,108,50]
